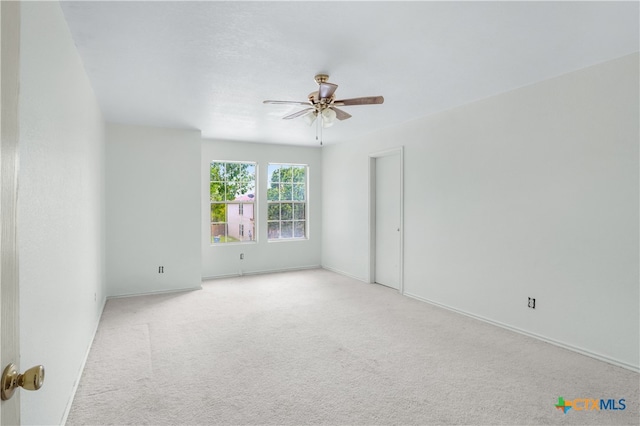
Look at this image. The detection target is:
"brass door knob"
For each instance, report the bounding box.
[1,363,45,401]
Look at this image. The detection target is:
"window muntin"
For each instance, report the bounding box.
[210,161,256,244]
[267,164,307,240]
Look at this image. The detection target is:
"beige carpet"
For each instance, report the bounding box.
[67,269,638,425]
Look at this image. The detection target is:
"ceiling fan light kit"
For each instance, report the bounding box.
[264,74,384,145]
[321,108,337,127]
[302,111,318,126]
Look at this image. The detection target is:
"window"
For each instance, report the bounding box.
[210,161,256,244]
[267,164,307,240]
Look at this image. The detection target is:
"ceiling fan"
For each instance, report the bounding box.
[263,74,384,143]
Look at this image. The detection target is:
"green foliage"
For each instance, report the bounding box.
[281,203,293,220]
[267,165,306,202]
[210,162,255,202]
[268,204,280,221]
[210,204,226,223]
[294,203,305,220]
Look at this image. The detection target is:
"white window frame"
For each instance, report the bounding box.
[210,160,257,245]
[267,163,308,241]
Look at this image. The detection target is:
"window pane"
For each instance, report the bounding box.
[211,223,227,244]
[292,166,305,183]
[243,164,256,181]
[293,184,305,201]
[281,203,293,220]
[224,184,232,201]
[280,184,292,201]
[280,166,292,183]
[267,186,279,201]
[281,221,293,238]
[226,203,239,217]
[226,203,253,242]
[211,203,226,222]
[268,164,281,183]
[210,182,225,202]
[268,203,280,221]
[294,221,305,238]
[293,203,305,220]
[268,221,280,239]
[210,162,225,181]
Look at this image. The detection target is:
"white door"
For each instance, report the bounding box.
[374,153,401,289]
[1,1,22,423]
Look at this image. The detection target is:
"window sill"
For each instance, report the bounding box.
[267,238,309,243]
[210,241,258,247]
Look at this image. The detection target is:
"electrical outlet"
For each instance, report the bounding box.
[159,266,164,273]
[528,297,536,309]
[240,253,244,260]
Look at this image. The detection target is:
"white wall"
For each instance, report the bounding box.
[202,140,322,278]
[322,53,639,370]
[106,124,201,296]
[18,2,106,424]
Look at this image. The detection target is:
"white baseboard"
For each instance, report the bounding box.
[320,265,369,284]
[60,296,107,425]
[107,285,203,299]
[404,291,639,373]
[202,264,321,281]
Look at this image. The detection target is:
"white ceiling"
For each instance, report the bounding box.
[60,1,639,146]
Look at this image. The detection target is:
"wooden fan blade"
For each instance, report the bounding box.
[282,108,315,120]
[318,82,338,100]
[333,96,384,106]
[264,100,312,106]
[330,106,352,121]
